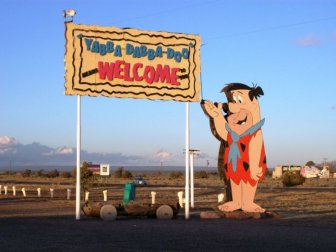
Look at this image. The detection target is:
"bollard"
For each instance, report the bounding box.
[177,191,184,208]
[85,191,90,201]
[4,186,8,195]
[37,188,41,198]
[103,190,107,202]
[218,193,225,203]
[0,185,2,195]
[67,189,71,200]
[151,191,156,205]
[22,188,26,197]
[12,186,16,196]
[50,188,54,198]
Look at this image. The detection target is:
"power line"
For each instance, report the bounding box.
[206,16,336,41]
[114,0,222,25]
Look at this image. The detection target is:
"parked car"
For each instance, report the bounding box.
[133,176,147,186]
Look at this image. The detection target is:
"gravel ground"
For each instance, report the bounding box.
[0,212,336,251]
[1,178,335,251]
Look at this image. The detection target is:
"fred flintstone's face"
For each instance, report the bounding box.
[227,89,256,135]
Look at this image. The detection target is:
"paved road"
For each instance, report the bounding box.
[0,214,335,251]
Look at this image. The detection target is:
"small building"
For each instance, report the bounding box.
[319,166,330,179]
[272,166,283,179]
[300,165,332,179]
[272,165,302,179]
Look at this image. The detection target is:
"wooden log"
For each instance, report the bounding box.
[124,203,157,217]
[82,201,181,219]
[124,201,180,217]
[156,205,174,219]
[100,204,117,220]
[82,201,104,218]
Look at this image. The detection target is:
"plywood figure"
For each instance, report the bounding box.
[202,83,266,213]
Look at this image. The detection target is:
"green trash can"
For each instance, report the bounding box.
[123,183,136,205]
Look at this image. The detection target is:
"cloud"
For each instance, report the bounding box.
[0,135,144,167]
[0,136,20,146]
[0,136,217,168]
[43,146,74,156]
[331,105,336,111]
[154,150,172,160]
[0,136,20,155]
[56,147,74,155]
[293,35,321,46]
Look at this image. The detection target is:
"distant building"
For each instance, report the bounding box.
[300,165,332,179]
[319,166,330,179]
[272,165,302,179]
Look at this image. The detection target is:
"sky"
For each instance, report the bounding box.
[1,0,336,170]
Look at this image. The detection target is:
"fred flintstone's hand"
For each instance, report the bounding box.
[202,100,223,118]
[250,166,263,181]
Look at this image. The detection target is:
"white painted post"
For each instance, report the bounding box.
[103,190,107,202]
[151,191,156,205]
[185,102,190,219]
[67,189,71,200]
[12,186,16,196]
[76,95,81,220]
[37,188,41,198]
[22,188,26,197]
[84,191,90,201]
[4,186,8,195]
[218,193,225,203]
[190,152,194,208]
[50,188,54,198]
[177,191,184,208]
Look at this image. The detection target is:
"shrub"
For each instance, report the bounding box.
[305,161,316,167]
[46,169,59,178]
[282,171,305,187]
[22,169,32,177]
[60,171,72,178]
[169,171,183,179]
[36,169,45,177]
[122,170,133,179]
[195,170,208,179]
[72,162,95,191]
[114,167,124,178]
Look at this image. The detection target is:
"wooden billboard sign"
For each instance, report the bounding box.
[64,23,201,102]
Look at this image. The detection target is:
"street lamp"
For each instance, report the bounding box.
[63,9,76,22]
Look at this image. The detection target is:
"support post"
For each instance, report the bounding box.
[190,152,194,208]
[185,102,190,219]
[12,186,16,196]
[76,95,81,220]
[67,189,71,200]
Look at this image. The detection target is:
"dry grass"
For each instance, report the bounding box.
[0,172,335,219]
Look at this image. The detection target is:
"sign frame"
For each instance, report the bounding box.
[65,23,201,102]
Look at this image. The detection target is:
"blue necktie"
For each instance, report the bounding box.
[225,118,265,172]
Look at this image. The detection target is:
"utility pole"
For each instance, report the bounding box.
[323,158,328,167]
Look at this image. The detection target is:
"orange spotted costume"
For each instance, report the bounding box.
[223,119,267,187]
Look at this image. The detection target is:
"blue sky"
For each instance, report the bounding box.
[1,0,336,169]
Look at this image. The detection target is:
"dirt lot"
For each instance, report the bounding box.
[0,173,336,251]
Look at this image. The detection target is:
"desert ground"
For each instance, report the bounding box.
[0,171,336,251]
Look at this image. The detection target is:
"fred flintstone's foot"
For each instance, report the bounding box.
[218,201,241,212]
[242,202,265,213]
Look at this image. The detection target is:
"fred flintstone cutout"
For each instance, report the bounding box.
[202,83,266,213]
